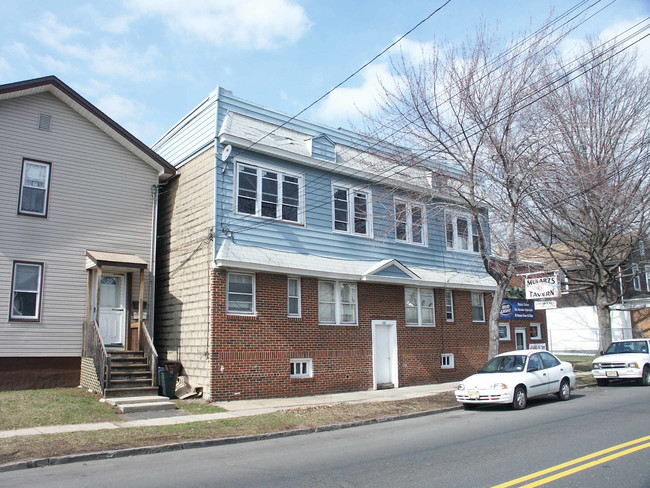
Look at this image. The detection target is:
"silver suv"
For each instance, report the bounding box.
[592,339,650,386]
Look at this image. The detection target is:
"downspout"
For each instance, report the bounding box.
[619,266,625,306]
[148,183,160,337]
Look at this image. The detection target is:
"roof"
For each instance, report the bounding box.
[0,76,176,179]
[85,250,148,270]
[215,240,496,291]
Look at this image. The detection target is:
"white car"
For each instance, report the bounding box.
[592,339,650,386]
[455,350,576,410]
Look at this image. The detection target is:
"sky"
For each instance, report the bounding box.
[1,0,649,146]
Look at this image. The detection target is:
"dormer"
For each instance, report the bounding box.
[306,133,335,162]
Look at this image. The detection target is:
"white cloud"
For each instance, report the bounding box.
[388,37,438,66]
[316,64,401,124]
[124,0,311,49]
[27,12,162,81]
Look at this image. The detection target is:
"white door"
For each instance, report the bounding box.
[99,274,126,346]
[372,320,398,388]
[515,328,527,350]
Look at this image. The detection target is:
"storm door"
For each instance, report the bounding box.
[98,274,126,347]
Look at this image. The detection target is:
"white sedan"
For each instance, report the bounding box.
[455,350,576,410]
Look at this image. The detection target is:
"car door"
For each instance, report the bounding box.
[540,351,564,393]
[525,353,550,398]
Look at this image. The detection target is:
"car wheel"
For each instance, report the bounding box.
[557,378,571,401]
[640,365,650,386]
[463,403,477,410]
[512,386,527,410]
[596,378,609,387]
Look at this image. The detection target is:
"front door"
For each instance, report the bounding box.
[515,328,527,350]
[372,320,398,389]
[99,274,126,347]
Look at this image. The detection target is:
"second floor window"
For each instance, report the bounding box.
[445,212,479,253]
[19,160,51,217]
[332,185,372,237]
[236,162,302,224]
[395,200,426,245]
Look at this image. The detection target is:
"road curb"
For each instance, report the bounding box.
[0,404,462,473]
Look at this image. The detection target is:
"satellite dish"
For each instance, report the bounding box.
[221,145,232,162]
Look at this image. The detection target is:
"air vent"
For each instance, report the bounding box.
[38,114,52,131]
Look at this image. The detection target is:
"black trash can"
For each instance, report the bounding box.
[159,362,181,398]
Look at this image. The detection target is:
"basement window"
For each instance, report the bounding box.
[441,353,455,369]
[290,358,313,378]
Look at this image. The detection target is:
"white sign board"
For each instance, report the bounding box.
[529,343,547,350]
[525,274,559,300]
[534,300,557,310]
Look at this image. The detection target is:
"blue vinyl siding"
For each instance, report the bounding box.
[157,87,489,276]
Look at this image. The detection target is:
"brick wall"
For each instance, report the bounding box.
[207,269,498,401]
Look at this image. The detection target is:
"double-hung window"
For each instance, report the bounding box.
[287,277,301,317]
[332,184,372,237]
[236,162,303,224]
[632,264,641,291]
[10,261,43,321]
[405,287,435,326]
[227,273,255,315]
[445,211,479,253]
[318,280,357,325]
[395,200,426,245]
[445,290,454,322]
[471,292,485,322]
[18,160,51,217]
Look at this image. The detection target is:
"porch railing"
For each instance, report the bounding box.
[82,320,110,394]
[140,324,159,387]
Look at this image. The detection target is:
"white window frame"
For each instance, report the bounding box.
[560,271,570,294]
[226,272,255,315]
[405,287,435,327]
[394,199,427,246]
[234,160,304,224]
[10,261,44,321]
[287,277,301,318]
[331,183,373,238]
[499,322,511,340]
[18,160,51,217]
[318,280,358,325]
[471,292,485,322]
[645,265,650,292]
[445,290,454,322]
[441,353,455,369]
[530,323,541,340]
[290,358,313,378]
[445,210,479,253]
[632,263,641,291]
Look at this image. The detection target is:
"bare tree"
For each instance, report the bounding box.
[524,39,650,351]
[361,25,560,358]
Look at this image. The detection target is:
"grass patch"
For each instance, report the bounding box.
[557,355,596,372]
[173,399,226,414]
[0,388,121,430]
[0,393,458,466]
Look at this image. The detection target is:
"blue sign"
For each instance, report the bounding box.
[500,299,535,320]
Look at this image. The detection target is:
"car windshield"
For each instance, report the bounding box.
[478,355,527,373]
[604,341,649,354]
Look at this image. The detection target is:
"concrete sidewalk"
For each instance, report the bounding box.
[0,381,460,440]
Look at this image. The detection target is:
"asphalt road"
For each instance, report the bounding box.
[2,383,649,487]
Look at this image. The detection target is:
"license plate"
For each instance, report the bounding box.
[606,370,618,377]
[468,391,479,399]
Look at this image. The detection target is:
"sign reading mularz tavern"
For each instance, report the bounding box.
[525,274,560,300]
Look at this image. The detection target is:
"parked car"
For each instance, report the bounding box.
[591,339,650,386]
[455,350,576,410]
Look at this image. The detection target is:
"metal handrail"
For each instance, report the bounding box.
[140,324,159,386]
[82,320,111,394]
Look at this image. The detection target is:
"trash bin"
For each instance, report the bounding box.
[158,362,181,398]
